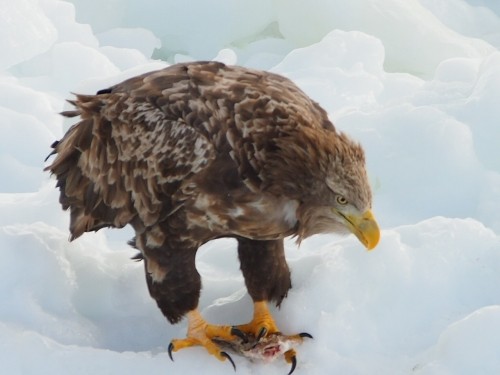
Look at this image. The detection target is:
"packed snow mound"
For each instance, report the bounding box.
[1,0,500,374]
[1,218,499,374]
[66,0,496,77]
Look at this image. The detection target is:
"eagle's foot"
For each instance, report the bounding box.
[212,331,312,374]
[168,304,312,374]
[213,301,313,374]
[232,301,313,343]
[233,301,280,338]
[168,309,236,370]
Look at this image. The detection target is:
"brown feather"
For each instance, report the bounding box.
[45,61,374,323]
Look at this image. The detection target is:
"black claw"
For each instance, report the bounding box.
[299,332,314,339]
[288,355,297,375]
[256,327,268,341]
[231,327,248,343]
[168,343,174,362]
[221,351,236,371]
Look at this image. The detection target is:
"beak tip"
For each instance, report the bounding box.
[365,231,381,251]
[366,239,379,251]
[356,210,380,251]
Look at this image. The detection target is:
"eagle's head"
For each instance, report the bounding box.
[293,130,380,250]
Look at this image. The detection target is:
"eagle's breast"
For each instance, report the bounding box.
[185,190,300,241]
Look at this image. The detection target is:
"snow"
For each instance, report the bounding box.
[1,0,500,374]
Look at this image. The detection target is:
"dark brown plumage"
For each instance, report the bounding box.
[45,61,379,369]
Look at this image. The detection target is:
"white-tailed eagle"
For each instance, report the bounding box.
[45,61,380,373]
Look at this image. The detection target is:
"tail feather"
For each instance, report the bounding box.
[45,98,134,240]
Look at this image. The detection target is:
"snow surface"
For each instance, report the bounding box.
[1,0,500,374]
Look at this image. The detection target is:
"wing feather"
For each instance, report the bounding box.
[46,87,215,240]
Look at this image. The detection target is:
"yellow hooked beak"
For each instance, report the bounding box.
[344,209,380,250]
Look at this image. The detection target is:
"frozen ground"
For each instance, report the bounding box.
[1,0,500,374]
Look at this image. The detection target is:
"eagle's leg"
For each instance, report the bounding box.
[139,233,237,367]
[235,238,312,371]
[236,238,292,337]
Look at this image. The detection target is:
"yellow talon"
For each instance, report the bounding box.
[284,348,296,363]
[167,304,311,374]
[169,337,197,352]
[235,301,280,337]
[285,349,298,375]
[167,309,236,368]
[205,324,235,341]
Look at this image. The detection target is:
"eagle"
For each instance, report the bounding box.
[45,61,380,373]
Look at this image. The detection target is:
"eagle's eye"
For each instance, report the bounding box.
[336,195,348,205]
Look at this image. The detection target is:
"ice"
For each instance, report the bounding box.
[275,0,495,78]
[0,79,60,192]
[421,306,500,374]
[233,36,296,70]
[40,0,98,47]
[342,105,483,226]
[49,42,120,93]
[452,53,500,171]
[0,0,57,70]
[0,107,54,192]
[97,28,161,58]
[418,0,500,49]
[98,46,150,71]
[2,0,500,374]
[212,48,238,66]
[67,0,277,62]
[273,30,387,113]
